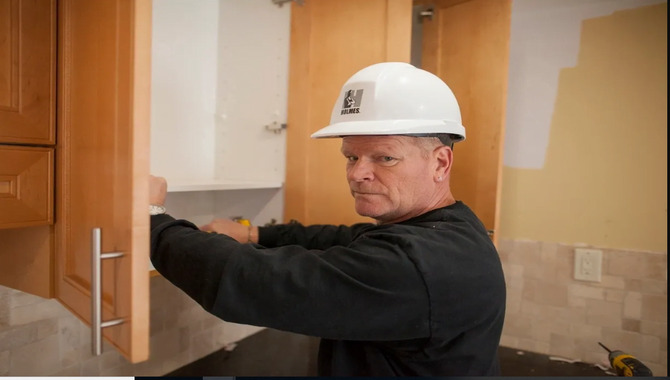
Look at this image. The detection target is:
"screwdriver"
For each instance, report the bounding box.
[598,342,653,377]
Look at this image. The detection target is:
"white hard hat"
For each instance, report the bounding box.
[311,62,465,142]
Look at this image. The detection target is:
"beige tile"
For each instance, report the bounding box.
[501,314,534,339]
[570,323,603,339]
[638,279,667,294]
[600,327,643,354]
[9,290,45,308]
[51,364,80,376]
[189,329,216,360]
[621,318,641,333]
[36,318,58,339]
[623,292,643,320]
[569,283,605,300]
[641,294,667,323]
[533,281,569,307]
[10,299,70,327]
[79,356,102,376]
[58,316,81,353]
[636,334,662,364]
[647,363,667,378]
[202,314,223,330]
[505,292,522,314]
[99,348,124,371]
[0,350,9,375]
[599,274,625,290]
[0,322,37,352]
[0,289,9,328]
[179,326,191,352]
[499,335,519,348]
[643,253,667,281]
[517,338,541,354]
[177,305,206,328]
[9,334,60,375]
[150,307,165,335]
[150,328,182,360]
[534,341,551,355]
[605,289,625,303]
[531,319,571,343]
[607,251,647,279]
[585,299,623,328]
[101,362,135,376]
[640,320,667,337]
[568,295,587,308]
[549,333,577,360]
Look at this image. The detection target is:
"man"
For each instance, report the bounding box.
[149,62,506,376]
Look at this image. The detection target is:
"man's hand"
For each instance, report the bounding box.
[149,175,168,206]
[200,218,257,243]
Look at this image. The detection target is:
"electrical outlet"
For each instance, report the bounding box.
[574,248,602,282]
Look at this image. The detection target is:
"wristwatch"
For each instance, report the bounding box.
[149,204,166,215]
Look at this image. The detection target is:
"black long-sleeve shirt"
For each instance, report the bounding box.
[150,201,506,376]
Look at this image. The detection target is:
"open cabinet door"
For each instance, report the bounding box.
[418,0,511,245]
[55,0,152,362]
[285,0,412,226]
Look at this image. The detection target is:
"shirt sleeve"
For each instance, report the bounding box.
[150,214,430,341]
[258,221,376,249]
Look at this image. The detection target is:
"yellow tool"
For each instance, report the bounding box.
[598,342,653,377]
[232,217,251,226]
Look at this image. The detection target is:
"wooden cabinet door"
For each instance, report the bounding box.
[55,0,152,363]
[0,0,56,145]
[285,0,412,226]
[418,0,511,245]
[0,145,53,228]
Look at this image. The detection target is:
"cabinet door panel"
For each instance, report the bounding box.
[0,0,56,144]
[419,0,511,245]
[285,0,412,226]
[0,145,53,228]
[55,0,152,363]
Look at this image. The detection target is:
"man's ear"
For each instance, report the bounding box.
[434,145,453,181]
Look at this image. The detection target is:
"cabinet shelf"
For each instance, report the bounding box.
[167,179,283,192]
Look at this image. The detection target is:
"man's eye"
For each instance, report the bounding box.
[346,156,358,162]
[381,156,395,162]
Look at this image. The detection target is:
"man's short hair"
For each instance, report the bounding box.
[412,134,456,149]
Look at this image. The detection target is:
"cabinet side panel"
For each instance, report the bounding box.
[55,0,150,363]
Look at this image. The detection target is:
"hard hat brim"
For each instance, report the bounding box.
[311,120,466,141]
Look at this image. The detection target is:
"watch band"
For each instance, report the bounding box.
[149,204,166,215]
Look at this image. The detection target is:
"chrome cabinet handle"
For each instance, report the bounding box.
[91,227,125,356]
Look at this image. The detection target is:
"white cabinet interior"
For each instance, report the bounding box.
[150,0,289,228]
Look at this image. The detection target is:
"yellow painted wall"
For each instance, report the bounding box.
[499,3,667,252]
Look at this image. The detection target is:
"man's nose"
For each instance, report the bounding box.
[347,159,374,182]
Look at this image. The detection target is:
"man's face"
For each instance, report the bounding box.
[341,135,439,224]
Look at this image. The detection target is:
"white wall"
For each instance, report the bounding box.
[504,0,665,169]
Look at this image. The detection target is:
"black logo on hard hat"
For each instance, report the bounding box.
[341,89,363,115]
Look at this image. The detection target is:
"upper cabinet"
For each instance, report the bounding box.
[0,0,56,145]
[0,0,56,229]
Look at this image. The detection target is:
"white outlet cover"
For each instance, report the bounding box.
[574,248,603,282]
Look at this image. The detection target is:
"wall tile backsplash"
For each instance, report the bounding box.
[0,275,262,376]
[498,239,667,376]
